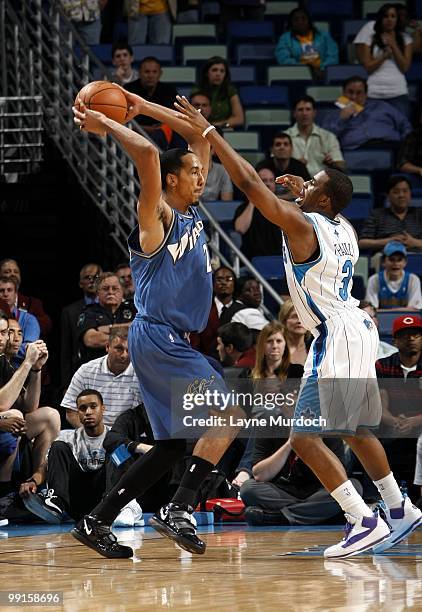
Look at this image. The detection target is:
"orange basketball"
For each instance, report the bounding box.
[74,81,128,123]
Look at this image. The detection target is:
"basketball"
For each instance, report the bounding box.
[74,81,128,123]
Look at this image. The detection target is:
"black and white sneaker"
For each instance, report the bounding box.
[23,490,65,524]
[149,503,206,555]
[71,515,133,559]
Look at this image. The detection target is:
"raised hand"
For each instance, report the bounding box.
[275,174,304,197]
[173,95,211,135]
[111,83,145,124]
[73,101,107,136]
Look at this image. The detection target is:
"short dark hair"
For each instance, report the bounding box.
[190,91,211,103]
[76,389,104,405]
[324,168,353,215]
[0,275,17,290]
[159,148,190,191]
[271,131,292,146]
[218,322,253,353]
[109,326,128,343]
[387,175,412,192]
[0,311,9,324]
[343,76,368,93]
[95,271,120,292]
[139,56,162,69]
[115,262,130,272]
[112,42,133,57]
[293,95,316,110]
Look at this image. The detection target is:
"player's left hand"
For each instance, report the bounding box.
[111,83,145,124]
[73,102,107,136]
[174,95,211,134]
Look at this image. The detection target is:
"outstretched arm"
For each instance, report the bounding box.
[174,96,317,262]
[116,87,210,180]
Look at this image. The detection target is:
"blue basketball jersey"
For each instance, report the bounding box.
[128,206,213,333]
[378,271,410,308]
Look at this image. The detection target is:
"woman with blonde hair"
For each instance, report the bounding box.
[278,298,309,367]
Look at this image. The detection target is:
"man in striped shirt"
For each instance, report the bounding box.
[62,327,142,427]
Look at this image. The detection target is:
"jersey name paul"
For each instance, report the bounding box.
[334,242,354,257]
[167,220,205,264]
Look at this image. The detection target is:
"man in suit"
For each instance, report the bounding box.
[60,263,102,390]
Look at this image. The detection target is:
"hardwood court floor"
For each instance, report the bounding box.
[0,523,421,611]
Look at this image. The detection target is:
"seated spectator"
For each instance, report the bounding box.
[321,76,411,150]
[240,434,352,525]
[190,92,212,119]
[192,56,244,129]
[217,322,255,369]
[23,389,109,524]
[127,0,172,45]
[359,176,422,253]
[217,277,269,335]
[126,57,180,148]
[59,0,103,45]
[359,300,398,359]
[201,129,233,202]
[275,7,339,81]
[0,259,52,337]
[62,327,142,428]
[278,298,310,366]
[258,132,311,195]
[0,281,40,363]
[285,96,345,176]
[77,272,136,364]
[366,241,422,310]
[115,263,134,300]
[376,314,422,489]
[60,262,103,389]
[0,312,8,354]
[397,109,422,179]
[0,337,60,517]
[251,321,304,382]
[109,43,137,85]
[103,404,172,517]
[190,266,241,357]
[234,166,283,259]
[354,3,413,118]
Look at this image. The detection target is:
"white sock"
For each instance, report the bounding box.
[331,480,373,518]
[373,472,403,510]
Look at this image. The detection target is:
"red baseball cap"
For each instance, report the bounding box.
[392,315,422,336]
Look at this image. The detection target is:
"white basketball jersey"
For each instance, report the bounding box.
[282,212,360,331]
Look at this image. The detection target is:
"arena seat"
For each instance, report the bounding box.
[343,150,393,172]
[325,64,368,84]
[183,45,228,66]
[239,86,289,108]
[251,256,285,280]
[224,132,260,151]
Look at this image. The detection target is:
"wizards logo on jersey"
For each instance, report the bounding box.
[167,220,205,264]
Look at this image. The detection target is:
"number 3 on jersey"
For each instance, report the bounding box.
[339,259,353,301]
[203,244,212,273]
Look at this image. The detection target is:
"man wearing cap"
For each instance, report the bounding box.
[359,176,422,254]
[365,241,422,310]
[376,315,422,489]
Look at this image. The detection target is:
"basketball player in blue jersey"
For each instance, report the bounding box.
[174,96,422,559]
[71,93,243,558]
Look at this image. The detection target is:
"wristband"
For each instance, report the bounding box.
[202,125,216,138]
[31,368,42,372]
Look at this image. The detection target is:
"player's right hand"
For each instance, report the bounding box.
[275,174,304,197]
[111,84,145,124]
[73,102,107,136]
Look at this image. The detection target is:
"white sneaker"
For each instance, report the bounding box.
[0,517,8,527]
[372,497,422,554]
[113,500,144,528]
[324,513,390,559]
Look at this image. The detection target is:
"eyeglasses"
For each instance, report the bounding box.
[82,274,100,281]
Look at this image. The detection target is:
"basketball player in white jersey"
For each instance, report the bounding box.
[175,96,422,559]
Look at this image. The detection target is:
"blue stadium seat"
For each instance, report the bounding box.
[227,21,275,45]
[344,150,393,172]
[342,198,373,220]
[405,254,422,275]
[325,64,368,84]
[239,86,289,107]
[201,1,220,21]
[199,201,242,223]
[406,63,422,83]
[88,44,113,64]
[341,20,367,45]
[230,66,256,85]
[377,310,414,340]
[251,256,285,279]
[132,45,174,65]
[236,43,275,65]
[308,0,354,15]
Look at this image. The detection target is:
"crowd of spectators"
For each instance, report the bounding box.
[0,1,420,530]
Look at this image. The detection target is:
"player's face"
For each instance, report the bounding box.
[97,276,123,308]
[139,61,161,88]
[383,254,406,277]
[112,49,133,69]
[176,154,205,204]
[79,264,101,295]
[77,395,105,429]
[388,181,411,212]
[297,171,329,212]
[394,329,422,355]
[344,81,367,107]
[106,337,130,374]
[265,332,286,362]
[285,309,306,336]
[0,319,8,353]
[241,280,262,308]
[293,102,316,128]
[207,63,226,86]
[191,95,212,120]
[258,168,276,193]
[271,137,292,160]
[0,260,21,286]
[0,281,17,307]
[7,319,23,355]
